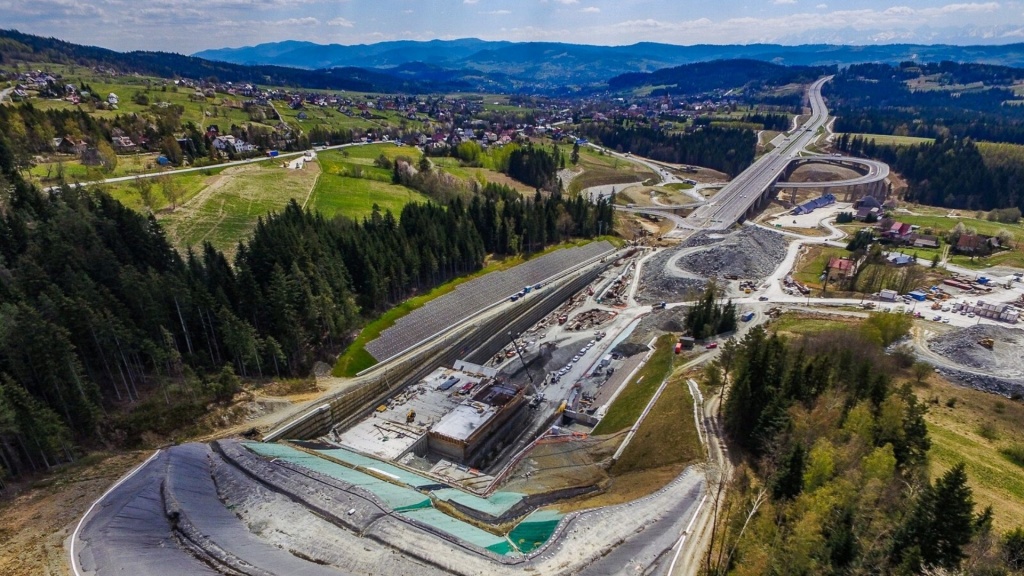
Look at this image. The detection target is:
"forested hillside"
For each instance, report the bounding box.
[608,59,832,97]
[578,122,756,176]
[829,61,1024,145]
[0,131,612,482]
[0,29,434,93]
[835,134,1024,212]
[709,323,1024,575]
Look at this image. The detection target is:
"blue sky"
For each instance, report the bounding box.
[2,0,1023,53]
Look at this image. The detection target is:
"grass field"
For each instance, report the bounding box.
[592,334,676,435]
[552,368,701,514]
[27,152,162,185]
[792,245,850,286]
[159,162,320,255]
[100,169,221,213]
[565,146,656,193]
[842,133,935,146]
[610,372,702,475]
[664,182,695,191]
[894,213,1024,269]
[308,175,428,220]
[920,375,1024,532]
[770,313,863,337]
[897,214,1024,242]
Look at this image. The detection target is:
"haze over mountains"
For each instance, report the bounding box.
[194,39,1024,85]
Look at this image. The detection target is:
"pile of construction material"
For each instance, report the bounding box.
[675,226,788,280]
[928,325,1024,395]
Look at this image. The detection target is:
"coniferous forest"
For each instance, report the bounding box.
[577,121,756,176]
[835,134,1024,211]
[710,325,1015,575]
[0,134,613,480]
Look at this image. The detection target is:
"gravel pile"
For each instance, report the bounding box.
[928,325,1024,379]
[933,367,1024,398]
[675,226,788,280]
[635,249,706,303]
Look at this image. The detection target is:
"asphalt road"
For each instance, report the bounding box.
[44,141,374,192]
[70,450,221,576]
[686,76,835,230]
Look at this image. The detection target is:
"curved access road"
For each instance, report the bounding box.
[773,155,890,189]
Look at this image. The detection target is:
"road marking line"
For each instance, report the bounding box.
[69,449,162,576]
[666,493,709,576]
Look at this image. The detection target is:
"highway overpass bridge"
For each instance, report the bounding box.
[618,153,890,225]
[679,76,891,231]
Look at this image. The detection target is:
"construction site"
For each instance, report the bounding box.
[93,237,711,575]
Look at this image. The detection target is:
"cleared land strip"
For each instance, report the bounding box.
[365,241,616,362]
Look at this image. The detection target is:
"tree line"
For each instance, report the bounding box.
[0,132,612,483]
[685,284,737,340]
[707,323,1022,574]
[836,134,1024,212]
[577,121,756,176]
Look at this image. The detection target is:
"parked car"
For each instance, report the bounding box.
[705,342,718,349]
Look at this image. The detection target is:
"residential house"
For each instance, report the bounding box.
[888,253,914,266]
[826,256,856,281]
[55,136,87,155]
[855,205,881,221]
[885,221,913,242]
[910,234,939,249]
[956,234,984,254]
[211,135,237,152]
[111,136,136,152]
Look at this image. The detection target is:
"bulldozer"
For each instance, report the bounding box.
[406,409,416,424]
[978,338,995,350]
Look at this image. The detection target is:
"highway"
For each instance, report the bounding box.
[686,76,834,230]
[611,76,889,234]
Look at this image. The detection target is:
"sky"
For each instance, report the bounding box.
[4,0,1024,53]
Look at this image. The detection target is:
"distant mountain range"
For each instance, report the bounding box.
[8,28,1024,96]
[195,39,1024,85]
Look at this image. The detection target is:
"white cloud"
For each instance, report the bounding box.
[774,0,797,4]
[816,3,827,8]
[553,0,579,4]
[463,0,478,3]
[485,9,512,14]
[581,6,600,13]
[327,17,354,27]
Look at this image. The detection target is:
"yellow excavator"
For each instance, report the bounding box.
[406,409,416,424]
